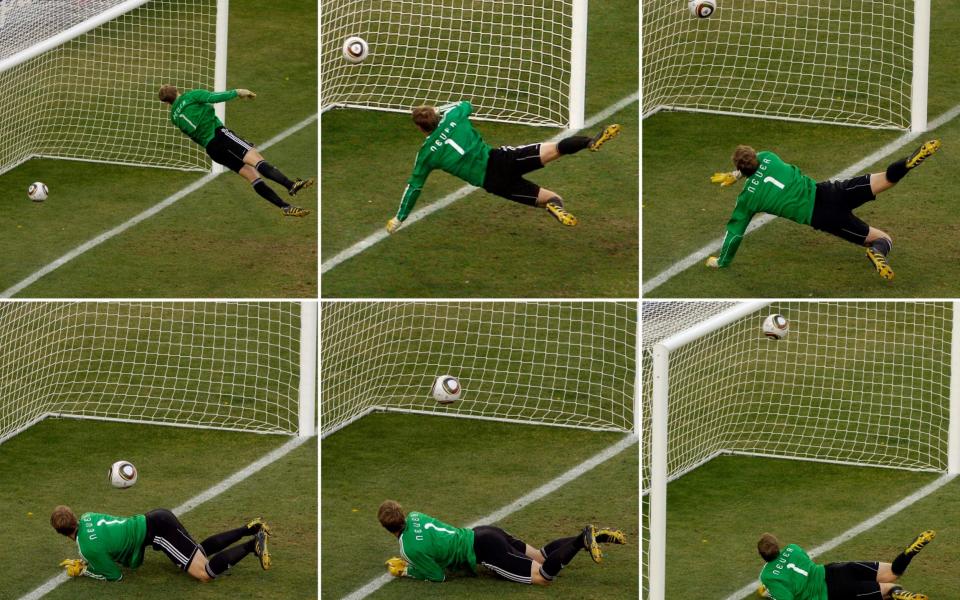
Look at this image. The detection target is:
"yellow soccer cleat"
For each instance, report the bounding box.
[283,205,310,217]
[866,248,894,280]
[254,529,271,570]
[905,140,940,169]
[582,525,603,564]
[246,517,272,537]
[588,124,621,151]
[594,528,627,545]
[289,177,315,196]
[904,530,936,556]
[892,590,928,600]
[546,201,578,226]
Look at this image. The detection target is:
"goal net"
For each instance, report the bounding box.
[320,301,636,438]
[320,0,587,128]
[0,0,225,177]
[642,300,958,600]
[642,0,929,131]
[0,301,316,445]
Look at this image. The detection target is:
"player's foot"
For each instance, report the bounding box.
[594,528,626,545]
[892,590,928,600]
[582,525,602,564]
[246,517,272,536]
[546,201,577,226]
[282,205,310,217]
[254,529,271,570]
[906,139,941,169]
[588,124,621,151]
[288,177,315,196]
[904,530,936,556]
[866,248,894,280]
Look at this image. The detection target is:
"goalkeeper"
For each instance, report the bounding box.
[386,101,621,232]
[707,140,941,280]
[377,499,626,585]
[158,85,313,217]
[756,531,934,600]
[51,505,270,582]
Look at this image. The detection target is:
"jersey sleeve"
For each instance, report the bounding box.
[762,581,793,600]
[439,100,471,119]
[188,89,239,104]
[405,552,446,582]
[395,154,432,221]
[80,554,123,582]
[716,200,754,267]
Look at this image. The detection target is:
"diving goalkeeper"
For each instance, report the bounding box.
[707,140,941,280]
[378,499,626,585]
[756,531,935,600]
[386,101,621,233]
[159,85,313,217]
[51,505,270,582]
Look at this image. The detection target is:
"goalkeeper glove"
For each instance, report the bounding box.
[237,88,257,99]
[385,557,408,577]
[706,256,720,268]
[757,584,771,598]
[59,559,86,577]
[710,171,739,187]
[386,217,402,234]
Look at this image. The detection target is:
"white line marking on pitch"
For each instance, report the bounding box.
[642,102,960,294]
[321,92,639,274]
[2,114,318,298]
[719,473,956,600]
[18,435,311,600]
[341,433,637,600]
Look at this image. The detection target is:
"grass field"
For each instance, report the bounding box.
[2,419,317,600]
[320,0,638,298]
[643,0,960,297]
[0,0,317,297]
[321,413,638,599]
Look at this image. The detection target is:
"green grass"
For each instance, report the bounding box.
[2,419,316,599]
[321,413,638,599]
[642,0,960,297]
[0,0,317,297]
[662,456,956,599]
[320,0,638,297]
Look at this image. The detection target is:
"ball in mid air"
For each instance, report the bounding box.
[688,0,717,18]
[762,314,789,340]
[109,460,138,489]
[342,36,369,64]
[431,375,461,404]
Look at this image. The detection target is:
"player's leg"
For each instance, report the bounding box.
[539,124,622,166]
[473,526,538,585]
[883,530,936,582]
[871,139,942,196]
[199,517,270,555]
[143,509,206,578]
[864,226,894,280]
[242,146,315,197]
[811,181,893,280]
[537,187,578,227]
[200,529,271,578]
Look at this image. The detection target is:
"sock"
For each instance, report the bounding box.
[255,160,294,190]
[253,178,289,208]
[870,237,892,256]
[206,538,256,578]
[886,158,909,182]
[892,552,914,576]
[541,536,579,559]
[539,533,584,579]
[201,525,256,555]
[557,136,591,155]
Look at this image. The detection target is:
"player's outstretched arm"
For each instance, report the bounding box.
[711,170,742,187]
[60,559,87,577]
[237,88,256,99]
[385,557,408,577]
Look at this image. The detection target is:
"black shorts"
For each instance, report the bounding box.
[810,175,875,245]
[824,561,882,599]
[482,144,544,206]
[473,526,533,584]
[143,509,202,570]
[205,127,253,173]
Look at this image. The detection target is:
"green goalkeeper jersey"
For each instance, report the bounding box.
[759,544,827,600]
[717,151,817,267]
[169,89,239,147]
[394,101,492,221]
[398,511,477,582]
[75,512,147,581]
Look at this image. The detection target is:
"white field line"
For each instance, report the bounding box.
[643,102,960,294]
[18,435,311,600]
[341,434,638,600]
[2,113,318,298]
[321,92,640,274]
[719,473,957,600]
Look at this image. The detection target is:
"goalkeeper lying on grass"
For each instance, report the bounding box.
[159,85,313,217]
[52,505,270,582]
[378,499,625,586]
[755,531,935,600]
[386,101,620,233]
[707,140,941,281]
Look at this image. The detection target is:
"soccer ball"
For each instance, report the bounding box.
[28,182,48,202]
[688,0,717,18]
[109,460,138,489]
[431,375,461,404]
[342,36,369,64]
[762,314,789,340]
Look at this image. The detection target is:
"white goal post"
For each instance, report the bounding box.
[0,301,317,445]
[320,0,588,129]
[642,301,960,600]
[641,0,931,132]
[320,301,635,438]
[0,0,229,177]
